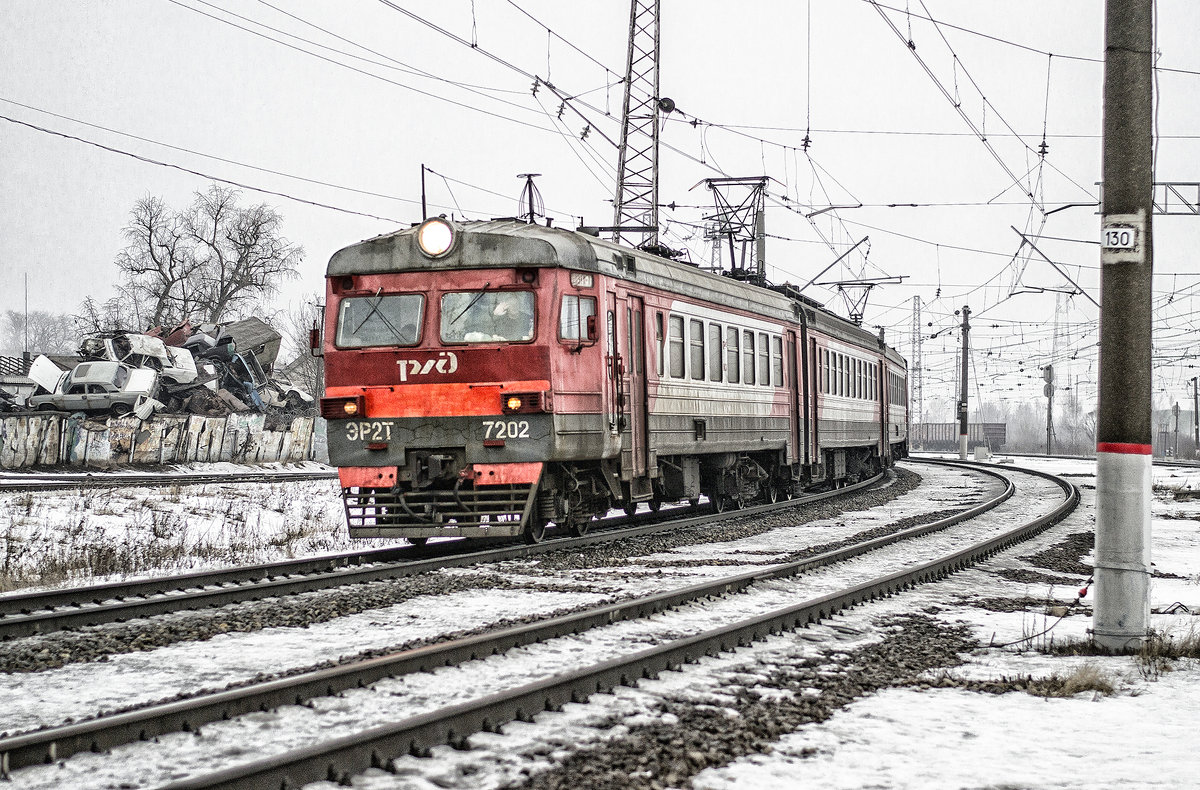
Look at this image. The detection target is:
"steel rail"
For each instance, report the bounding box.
[0,473,886,640]
[0,470,338,493]
[0,462,1016,776]
[151,462,1075,790]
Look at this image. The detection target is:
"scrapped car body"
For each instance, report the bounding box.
[27,359,160,415]
[79,333,198,385]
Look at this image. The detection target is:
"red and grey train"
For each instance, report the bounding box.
[319,217,908,544]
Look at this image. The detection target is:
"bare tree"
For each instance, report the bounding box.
[75,295,140,336]
[272,296,325,398]
[1,310,76,356]
[116,195,201,328]
[115,185,303,328]
[186,185,303,323]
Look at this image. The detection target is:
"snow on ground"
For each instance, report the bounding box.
[0,463,396,593]
[4,458,1200,790]
[3,463,1072,789]
[688,457,1200,790]
[0,463,986,737]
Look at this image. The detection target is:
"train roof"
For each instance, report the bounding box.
[328,219,905,365]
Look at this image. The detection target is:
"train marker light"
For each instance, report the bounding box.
[417,217,455,257]
[506,396,523,411]
[320,395,367,419]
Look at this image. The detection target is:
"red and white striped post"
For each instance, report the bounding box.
[1093,0,1153,651]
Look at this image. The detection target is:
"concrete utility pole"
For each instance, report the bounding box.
[1093,0,1154,651]
[958,305,970,460]
[1044,365,1055,455]
[1192,377,1199,455]
[1173,403,1180,458]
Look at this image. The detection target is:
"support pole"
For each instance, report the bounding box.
[1093,0,1154,652]
[1192,377,1199,455]
[1044,364,1054,455]
[958,305,970,460]
[420,164,428,220]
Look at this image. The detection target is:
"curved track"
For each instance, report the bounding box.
[0,461,1075,785]
[0,473,884,640]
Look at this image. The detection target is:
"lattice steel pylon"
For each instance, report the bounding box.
[612,0,663,249]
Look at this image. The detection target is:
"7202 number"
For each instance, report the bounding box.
[482,419,530,439]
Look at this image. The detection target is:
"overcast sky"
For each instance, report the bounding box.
[2,1,1199,422]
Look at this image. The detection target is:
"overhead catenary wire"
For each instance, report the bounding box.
[0,112,409,223]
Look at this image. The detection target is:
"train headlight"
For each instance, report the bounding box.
[343,401,359,415]
[506,396,523,411]
[417,217,455,258]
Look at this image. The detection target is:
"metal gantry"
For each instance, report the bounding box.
[612,0,662,249]
[702,176,768,280]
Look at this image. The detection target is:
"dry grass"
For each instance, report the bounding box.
[1038,663,1115,696]
[1047,626,1200,681]
[925,662,1115,698]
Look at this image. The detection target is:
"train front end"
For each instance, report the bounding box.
[321,218,583,542]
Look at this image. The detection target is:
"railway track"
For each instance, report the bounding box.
[0,468,338,493]
[0,461,1076,786]
[0,474,882,640]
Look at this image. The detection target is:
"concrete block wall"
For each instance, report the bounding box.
[0,412,315,469]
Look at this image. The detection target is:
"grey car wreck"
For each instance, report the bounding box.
[28,359,160,416]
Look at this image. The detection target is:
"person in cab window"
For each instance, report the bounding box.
[492,294,533,341]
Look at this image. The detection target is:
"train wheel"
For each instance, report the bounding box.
[523,519,547,544]
[648,497,663,512]
[567,518,591,537]
[763,483,780,505]
[407,537,428,547]
[623,501,638,517]
[713,495,730,513]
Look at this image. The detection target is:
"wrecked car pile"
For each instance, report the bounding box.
[22,319,315,419]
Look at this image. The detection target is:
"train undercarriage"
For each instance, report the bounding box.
[341,441,905,545]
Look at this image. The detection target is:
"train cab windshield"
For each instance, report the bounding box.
[441,290,535,343]
[335,293,423,347]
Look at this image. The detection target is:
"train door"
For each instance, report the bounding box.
[879,359,890,464]
[605,292,620,435]
[786,331,801,465]
[810,338,821,457]
[623,295,649,478]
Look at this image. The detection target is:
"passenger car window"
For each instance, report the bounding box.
[441,291,534,343]
[689,319,704,381]
[771,336,783,387]
[669,315,684,379]
[560,294,596,340]
[757,334,770,386]
[336,294,424,347]
[726,327,739,384]
[708,324,722,382]
[741,330,755,385]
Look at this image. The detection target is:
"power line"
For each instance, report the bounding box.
[164,0,560,134]
[0,112,408,223]
[866,0,1200,76]
[0,96,423,207]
